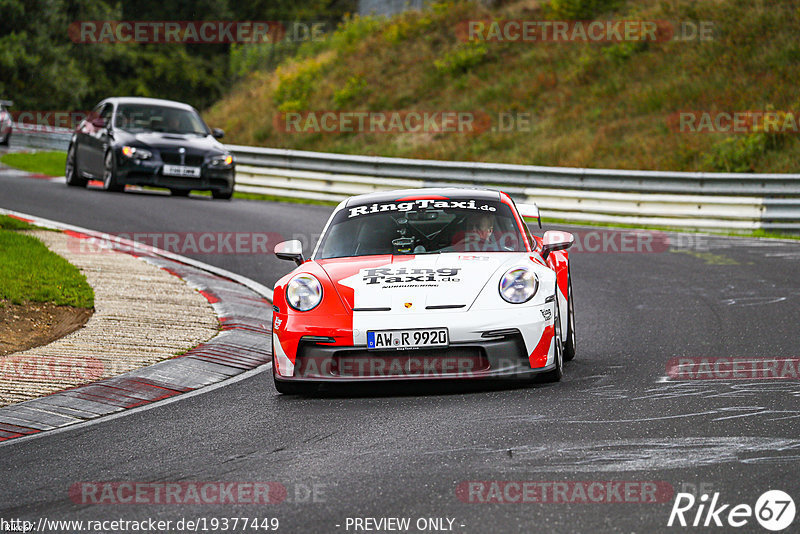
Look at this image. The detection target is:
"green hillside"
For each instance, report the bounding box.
[206,0,800,173]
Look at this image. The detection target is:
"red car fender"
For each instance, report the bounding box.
[273,262,354,367]
[547,249,570,300]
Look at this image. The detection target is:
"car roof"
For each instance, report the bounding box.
[344,187,502,207]
[101,97,196,111]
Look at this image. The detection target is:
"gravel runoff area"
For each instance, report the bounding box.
[0,229,219,406]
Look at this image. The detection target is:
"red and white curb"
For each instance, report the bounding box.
[0,209,274,444]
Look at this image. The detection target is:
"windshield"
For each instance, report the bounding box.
[316,199,527,259]
[114,104,209,135]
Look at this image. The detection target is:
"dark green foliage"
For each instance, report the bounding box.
[0,0,356,112]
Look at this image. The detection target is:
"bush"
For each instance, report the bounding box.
[703,134,769,173]
[703,108,795,172]
[434,42,489,75]
[333,76,367,108]
[328,15,386,54]
[602,40,648,63]
[230,40,305,78]
[273,58,330,112]
[383,11,436,45]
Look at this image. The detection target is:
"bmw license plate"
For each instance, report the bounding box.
[163,165,201,178]
[367,328,448,350]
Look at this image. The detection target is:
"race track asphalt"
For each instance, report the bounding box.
[1,171,798,533]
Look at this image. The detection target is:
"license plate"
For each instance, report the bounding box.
[163,165,201,177]
[367,328,448,350]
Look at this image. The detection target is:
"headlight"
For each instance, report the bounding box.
[286,274,322,311]
[121,146,152,159]
[209,153,234,168]
[499,267,538,304]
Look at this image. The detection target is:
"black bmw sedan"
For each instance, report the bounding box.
[65,97,235,199]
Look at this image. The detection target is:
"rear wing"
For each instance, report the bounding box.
[517,203,542,229]
[0,100,13,107]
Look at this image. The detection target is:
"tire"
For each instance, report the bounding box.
[170,189,190,197]
[540,288,564,383]
[101,150,124,192]
[563,272,576,362]
[65,144,87,187]
[0,131,10,146]
[212,188,233,200]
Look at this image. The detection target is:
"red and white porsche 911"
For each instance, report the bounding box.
[270,188,576,393]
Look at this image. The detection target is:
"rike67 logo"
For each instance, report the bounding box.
[668,490,795,531]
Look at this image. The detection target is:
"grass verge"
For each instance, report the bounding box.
[1,151,67,177]
[0,216,94,307]
[0,214,36,231]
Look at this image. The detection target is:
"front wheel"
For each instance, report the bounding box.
[0,131,10,146]
[102,151,124,192]
[65,144,87,187]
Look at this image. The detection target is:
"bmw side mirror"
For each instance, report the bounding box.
[541,231,574,260]
[211,128,225,139]
[275,240,304,265]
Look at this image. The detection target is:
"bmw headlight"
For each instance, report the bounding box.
[499,267,538,304]
[121,146,152,160]
[286,274,322,311]
[209,153,234,168]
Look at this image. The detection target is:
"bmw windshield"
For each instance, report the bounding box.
[114,104,209,136]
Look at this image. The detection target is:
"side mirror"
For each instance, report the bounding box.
[90,116,106,129]
[541,231,574,260]
[274,240,304,265]
[211,128,225,139]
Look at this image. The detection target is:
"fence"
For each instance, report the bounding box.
[8,127,798,232]
[229,145,800,232]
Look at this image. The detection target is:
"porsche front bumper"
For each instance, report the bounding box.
[272,302,559,382]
